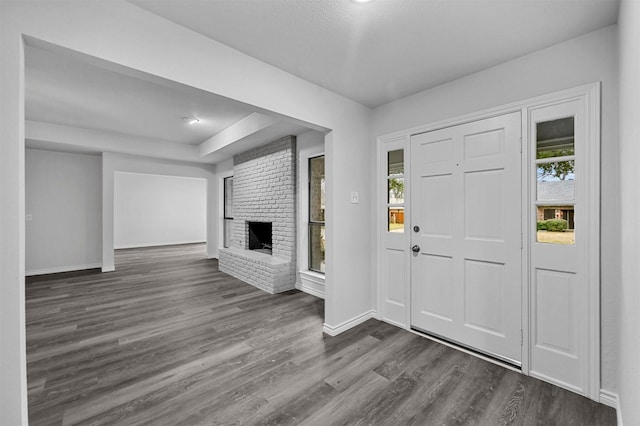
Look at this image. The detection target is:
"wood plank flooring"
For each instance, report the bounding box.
[26,244,616,425]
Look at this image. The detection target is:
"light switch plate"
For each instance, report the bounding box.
[350,191,359,204]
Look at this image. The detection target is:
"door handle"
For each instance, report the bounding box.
[411,245,420,253]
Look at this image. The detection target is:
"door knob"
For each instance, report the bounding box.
[411,245,420,253]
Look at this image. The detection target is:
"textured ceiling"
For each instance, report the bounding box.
[131,0,619,107]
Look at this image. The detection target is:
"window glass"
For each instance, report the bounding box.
[536,117,575,245]
[388,207,404,233]
[223,219,233,248]
[309,156,325,273]
[536,117,575,158]
[536,174,575,202]
[309,224,325,273]
[536,206,575,244]
[223,177,233,248]
[386,149,404,233]
[388,178,404,204]
[309,156,325,223]
[224,177,233,219]
[388,149,404,176]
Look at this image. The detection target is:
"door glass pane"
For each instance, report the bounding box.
[388,149,404,176]
[388,178,404,204]
[309,156,325,222]
[536,172,575,201]
[536,117,575,159]
[537,160,575,185]
[309,224,325,273]
[388,207,404,233]
[536,206,575,245]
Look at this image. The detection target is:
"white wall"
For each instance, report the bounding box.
[102,153,216,270]
[296,130,326,297]
[114,172,206,249]
[617,1,640,423]
[371,26,619,393]
[25,149,101,274]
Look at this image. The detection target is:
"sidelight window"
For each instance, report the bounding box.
[535,117,575,245]
[387,149,405,233]
[309,156,325,273]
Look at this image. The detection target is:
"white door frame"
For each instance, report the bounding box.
[376,82,600,400]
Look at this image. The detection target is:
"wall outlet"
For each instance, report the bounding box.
[350,191,359,204]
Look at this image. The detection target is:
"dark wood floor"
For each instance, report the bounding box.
[26,244,615,426]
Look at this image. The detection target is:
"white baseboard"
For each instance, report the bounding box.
[323,309,376,336]
[26,263,102,276]
[102,265,115,273]
[295,282,325,299]
[114,240,206,250]
[600,389,622,425]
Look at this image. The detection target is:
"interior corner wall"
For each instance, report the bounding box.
[617,1,640,423]
[114,172,206,249]
[371,25,620,393]
[102,153,216,270]
[25,149,102,274]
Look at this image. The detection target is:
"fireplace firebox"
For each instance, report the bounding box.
[247,221,272,255]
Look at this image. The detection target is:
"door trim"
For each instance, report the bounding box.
[376,82,600,400]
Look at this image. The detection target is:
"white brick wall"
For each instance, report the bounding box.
[219,136,297,293]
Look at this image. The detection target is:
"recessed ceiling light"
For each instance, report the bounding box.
[183,116,200,125]
[351,0,374,3]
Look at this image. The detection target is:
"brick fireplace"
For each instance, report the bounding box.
[219,136,296,294]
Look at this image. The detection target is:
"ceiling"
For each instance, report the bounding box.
[131,0,619,107]
[26,0,619,163]
[26,45,259,146]
[25,42,312,163]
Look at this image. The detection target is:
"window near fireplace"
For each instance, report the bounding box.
[309,155,325,273]
[223,176,233,248]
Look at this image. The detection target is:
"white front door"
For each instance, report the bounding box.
[410,112,522,364]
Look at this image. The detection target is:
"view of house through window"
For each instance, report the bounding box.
[535,117,575,245]
[387,149,404,232]
[309,156,325,273]
[223,176,233,248]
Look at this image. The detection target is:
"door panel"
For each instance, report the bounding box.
[411,112,522,364]
[464,259,505,336]
[421,174,454,238]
